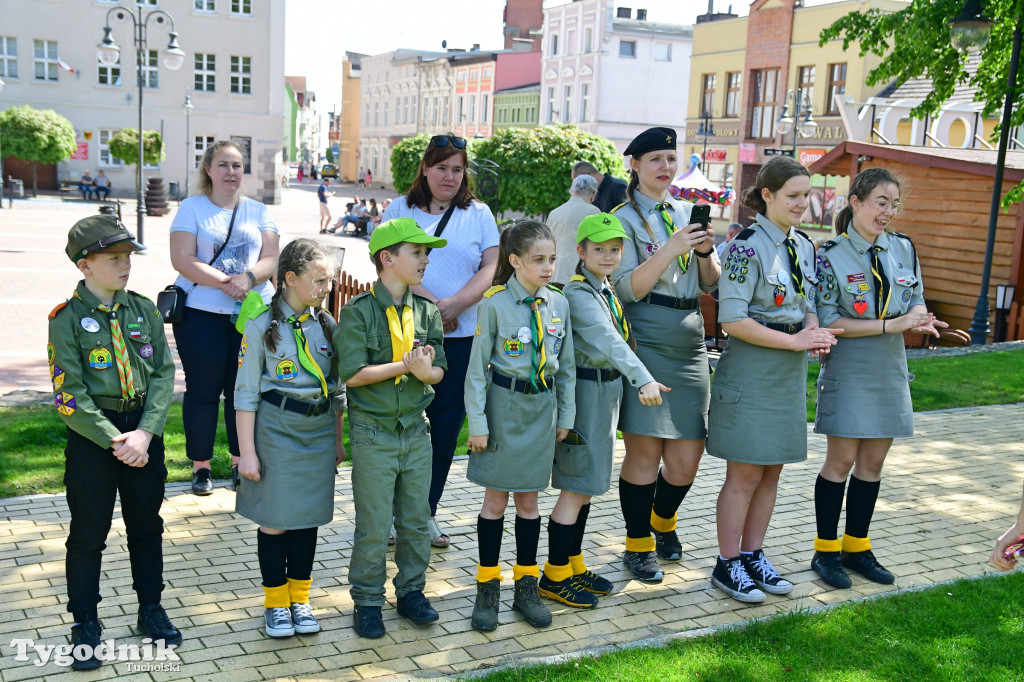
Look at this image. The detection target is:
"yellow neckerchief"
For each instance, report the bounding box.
[371,285,414,384]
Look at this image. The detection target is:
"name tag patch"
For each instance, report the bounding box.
[847,273,867,283]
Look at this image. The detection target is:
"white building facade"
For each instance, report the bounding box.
[541,0,693,152]
[0,0,285,203]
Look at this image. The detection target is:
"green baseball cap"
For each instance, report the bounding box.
[368,217,447,255]
[66,214,146,262]
[577,213,631,244]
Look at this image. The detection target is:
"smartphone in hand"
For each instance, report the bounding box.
[689,203,711,229]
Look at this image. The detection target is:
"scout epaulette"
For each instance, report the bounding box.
[48,301,68,319]
[546,283,565,295]
[609,202,627,214]
[795,228,811,241]
[483,285,506,298]
[819,238,840,251]
[886,230,918,270]
[569,274,586,283]
[128,290,154,303]
[736,228,756,240]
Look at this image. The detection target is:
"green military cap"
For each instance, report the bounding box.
[368,217,447,255]
[577,213,631,244]
[66,215,145,262]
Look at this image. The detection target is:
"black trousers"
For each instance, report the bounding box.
[426,336,473,516]
[64,408,166,623]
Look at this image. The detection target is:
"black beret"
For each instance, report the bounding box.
[623,127,677,157]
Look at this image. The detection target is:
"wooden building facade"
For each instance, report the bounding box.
[811,142,1024,341]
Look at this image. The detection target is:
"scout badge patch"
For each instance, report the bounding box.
[55,392,76,416]
[774,285,786,307]
[853,296,868,316]
[504,339,524,357]
[89,348,113,369]
[276,359,299,380]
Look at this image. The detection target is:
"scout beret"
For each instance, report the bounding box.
[623,127,678,158]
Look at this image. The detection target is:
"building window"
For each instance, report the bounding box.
[0,37,17,78]
[373,102,378,127]
[364,102,369,126]
[584,27,592,53]
[193,135,214,170]
[567,30,575,55]
[550,34,558,57]
[443,95,450,124]
[619,40,636,58]
[136,0,157,5]
[230,55,251,94]
[140,49,158,88]
[725,71,741,117]
[230,0,252,15]
[654,43,671,62]
[410,95,416,123]
[470,94,478,123]
[749,68,779,139]
[457,95,465,124]
[433,97,439,126]
[580,83,590,122]
[547,86,555,123]
[99,129,122,167]
[798,65,815,108]
[701,73,716,117]
[562,85,572,123]
[194,53,215,92]
[33,39,58,81]
[194,0,215,11]
[826,62,847,114]
[230,135,251,173]
[383,100,388,126]
[482,94,489,123]
[97,53,121,86]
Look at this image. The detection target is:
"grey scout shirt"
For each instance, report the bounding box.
[815,229,924,328]
[719,214,818,325]
[465,275,576,436]
[335,281,447,430]
[563,268,655,390]
[47,282,175,448]
[235,302,346,413]
[612,191,717,302]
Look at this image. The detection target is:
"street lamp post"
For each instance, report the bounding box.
[950,0,1021,344]
[775,89,818,157]
[697,103,715,167]
[183,88,194,200]
[97,5,185,244]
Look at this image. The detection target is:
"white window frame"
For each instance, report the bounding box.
[457,95,465,124]
[567,30,575,55]
[230,0,252,16]
[482,94,489,123]
[619,40,636,58]
[140,48,158,89]
[194,53,215,92]
[547,86,555,123]
[33,39,58,82]
[0,37,17,79]
[99,129,123,168]
[442,95,450,125]
[136,0,158,6]
[229,55,251,94]
[550,34,558,57]
[584,28,593,53]
[562,85,572,123]
[194,0,215,11]
[654,43,671,62]
[469,94,476,124]
[580,83,590,122]
[97,53,121,86]
[193,135,215,171]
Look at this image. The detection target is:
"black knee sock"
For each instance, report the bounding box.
[547,518,576,568]
[651,469,693,521]
[285,527,318,580]
[570,504,591,557]
[814,475,847,541]
[477,515,503,567]
[619,477,656,539]
[845,476,881,540]
[515,515,541,566]
[257,529,288,588]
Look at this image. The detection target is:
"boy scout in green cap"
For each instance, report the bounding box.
[334,218,448,638]
[48,215,180,670]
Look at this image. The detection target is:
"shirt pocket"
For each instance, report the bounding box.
[632,228,661,260]
[891,267,920,309]
[123,318,154,359]
[497,324,529,360]
[77,329,115,371]
[366,332,393,364]
[816,378,839,417]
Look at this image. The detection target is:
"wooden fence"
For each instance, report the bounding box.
[327,270,371,320]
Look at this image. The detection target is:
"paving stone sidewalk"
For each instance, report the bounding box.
[1,403,1022,681]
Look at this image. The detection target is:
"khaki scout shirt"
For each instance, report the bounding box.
[814,229,925,328]
[465,275,576,436]
[612,190,717,302]
[47,281,174,448]
[563,269,655,390]
[718,214,818,326]
[335,280,446,430]
[235,302,346,413]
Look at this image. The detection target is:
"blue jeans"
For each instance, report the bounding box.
[426,336,473,516]
[172,306,241,462]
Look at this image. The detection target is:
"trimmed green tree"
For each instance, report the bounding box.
[0,105,76,197]
[390,133,435,194]
[108,128,165,194]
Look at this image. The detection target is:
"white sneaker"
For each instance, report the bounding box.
[264,607,295,637]
[290,602,320,634]
[711,556,766,603]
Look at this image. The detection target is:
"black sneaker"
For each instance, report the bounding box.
[842,550,895,585]
[811,550,852,589]
[572,569,613,595]
[396,590,439,626]
[353,604,386,638]
[740,550,793,595]
[471,579,500,632]
[622,550,663,583]
[538,574,598,608]
[652,526,682,561]
[137,604,182,645]
[512,576,552,627]
[710,556,766,603]
[70,619,103,671]
[191,468,213,496]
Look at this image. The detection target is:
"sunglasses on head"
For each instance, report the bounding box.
[430,134,467,149]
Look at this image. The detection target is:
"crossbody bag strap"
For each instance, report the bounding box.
[186,196,241,295]
[426,202,457,255]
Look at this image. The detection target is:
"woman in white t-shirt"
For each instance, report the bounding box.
[381,133,499,547]
[169,140,281,496]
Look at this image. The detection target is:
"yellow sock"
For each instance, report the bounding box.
[569,554,587,576]
[814,537,843,553]
[625,535,655,553]
[476,564,502,583]
[650,510,677,533]
[287,577,312,605]
[543,561,573,582]
[842,534,872,553]
[512,563,540,580]
[262,583,290,609]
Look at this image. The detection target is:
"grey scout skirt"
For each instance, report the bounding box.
[619,302,709,440]
[707,335,808,465]
[235,398,337,529]
[815,332,914,439]
[552,372,622,496]
[467,381,556,493]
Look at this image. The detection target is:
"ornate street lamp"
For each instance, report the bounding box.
[97,5,185,244]
[776,89,817,156]
[183,88,194,200]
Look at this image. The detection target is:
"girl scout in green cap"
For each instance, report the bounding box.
[708,156,840,603]
[235,238,346,638]
[539,213,670,610]
[810,168,946,589]
[465,220,575,632]
[611,127,720,584]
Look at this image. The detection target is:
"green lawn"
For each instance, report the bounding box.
[478,572,1024,681]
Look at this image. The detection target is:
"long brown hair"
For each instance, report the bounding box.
[835,168,903,235]
[264,238,335,353]
[623,167,659,243]
[406,134,477,210]
[493,220,554,286]
[741,156,809,215]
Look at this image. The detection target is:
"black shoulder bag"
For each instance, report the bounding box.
[426,202,458,255]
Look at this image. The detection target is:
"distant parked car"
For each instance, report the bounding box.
[320,163,338,179]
